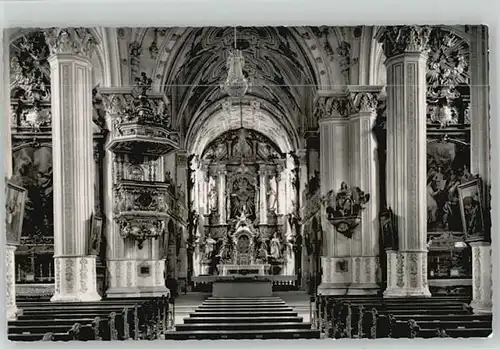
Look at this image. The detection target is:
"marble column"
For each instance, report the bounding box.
[3,33,20,318]
[377,26,431,298]
[469,25,492,314]
[346,88,382,293]
[317,95,351,295]
[259,169,268,224]
[45,28,101,302]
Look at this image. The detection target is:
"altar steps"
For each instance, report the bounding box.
[183,316,304,324]
[165,296,320,340]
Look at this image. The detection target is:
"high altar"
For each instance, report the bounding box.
[188,126,300,288]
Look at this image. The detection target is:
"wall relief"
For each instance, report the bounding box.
[426,29,470,128]
[324,182,370,238]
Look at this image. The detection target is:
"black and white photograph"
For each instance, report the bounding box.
[2,24,493,341]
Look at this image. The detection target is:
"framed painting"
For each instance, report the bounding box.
[5,180,27,245]
[379,207,398,250]
[88,214,103,255]
[457,178,485,240]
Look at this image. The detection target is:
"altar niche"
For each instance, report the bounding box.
[188,128,299,280]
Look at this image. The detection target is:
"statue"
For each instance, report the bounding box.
[235,206,251,230]
[203,233,216,260]
[270,232,281,259]
[258,242,268,263]
[208,176,218,212]
[267,176,277,212]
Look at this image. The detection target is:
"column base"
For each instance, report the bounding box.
[470,300,492,314]
[106,286,170,298]
[106,259,169,298]
[6,245,19,317]
[318,256,380,295]
[318,283,379,296]
[51,256,102,302]
[470,242,492,314]
[7,305,22,321]
[384,250,431,298]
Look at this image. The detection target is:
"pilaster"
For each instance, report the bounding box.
[468,26,492,313]
[45,28,101,302]
[470,25,490,189]
[377,25,431,298]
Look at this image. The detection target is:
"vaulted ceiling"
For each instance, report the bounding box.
[116,26,351,150]
[8,26,473,153]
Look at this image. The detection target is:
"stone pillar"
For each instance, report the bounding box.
[318,96,350,257]
[347,88,382,293]
[45,28,101,302]
[377,26,431,298]
[217,167,227,224]
[3,32,20,318]
[317,95,351,295]
[469,25,492,314]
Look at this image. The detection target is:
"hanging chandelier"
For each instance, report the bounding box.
[221,28,250,99]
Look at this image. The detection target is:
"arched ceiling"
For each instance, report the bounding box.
[162,27,323,130]
[187,102,298,156]
[117,26,348,151]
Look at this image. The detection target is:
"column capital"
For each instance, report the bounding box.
[376,25,432,59]
[44,28,97,60]
[315,95,352,121]
[346,85,385,114]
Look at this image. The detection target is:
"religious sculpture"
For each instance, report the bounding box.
[270,232,281,259]
[325,182,371,238]
[229,176,255,219]
[203,233,217,260]
[258,243,268,263]
[267,176,278,212]
[208,176,218,212]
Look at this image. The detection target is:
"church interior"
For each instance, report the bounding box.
[3,25,492,340]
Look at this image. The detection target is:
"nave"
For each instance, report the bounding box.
[4,25,493,341]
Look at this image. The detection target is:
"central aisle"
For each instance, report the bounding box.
[165,296,320,340]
